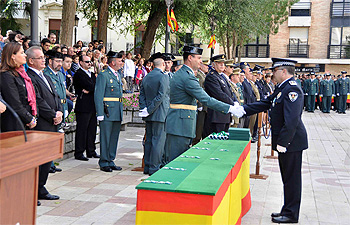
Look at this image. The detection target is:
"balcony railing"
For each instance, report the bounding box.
[331,1,350,17]
[328,45,350,59]
[287,44,309,58]
[237,44,270,58]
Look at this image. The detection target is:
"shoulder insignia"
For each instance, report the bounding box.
[289,81,297,85]
[288,92,298,102]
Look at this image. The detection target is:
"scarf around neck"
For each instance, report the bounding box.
[15,65,37,116]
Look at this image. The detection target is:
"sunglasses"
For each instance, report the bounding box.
[84,61,92,64]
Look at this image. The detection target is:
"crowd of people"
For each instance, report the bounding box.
[0,28,349,223]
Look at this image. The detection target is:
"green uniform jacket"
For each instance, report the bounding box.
[195,69,207,111]
[165,64,230,138]
[296,78,302,89]
[94,67,123,121]
[139,68,170,122]
[320,79,335,96]
[236,82,244,105]
[336,77,350,95]
[43,66,68,112]
[304,79,319,95]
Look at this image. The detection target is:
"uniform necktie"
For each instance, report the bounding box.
[39,71,52,92]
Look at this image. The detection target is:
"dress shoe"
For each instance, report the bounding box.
[87,154,100,158]
[54,167,62,172]
[271,212,281,217]
[49,167,56,173]
[100,166,113,172]
[272,216,298,223]
[37,200,41,206]
[38,193,60,200]
[110,165,122,171]
[75,156,89,161]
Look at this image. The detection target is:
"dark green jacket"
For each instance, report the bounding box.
[304,79,319,95]
[43,66,68,113]
[320,79,335,96]
[336,77,350,95]
[165,64,230,138]
[139,68,170,122]
[94,67,123,121]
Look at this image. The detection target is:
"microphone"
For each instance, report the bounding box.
[0,98,28,142]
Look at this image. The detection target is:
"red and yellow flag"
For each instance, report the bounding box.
[170,9,179,31]
[208,34,216,49]
[167,9,175,32]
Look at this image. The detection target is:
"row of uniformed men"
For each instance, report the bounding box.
[298,71,349,113]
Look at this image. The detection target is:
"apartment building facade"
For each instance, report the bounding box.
[238,0,350,74]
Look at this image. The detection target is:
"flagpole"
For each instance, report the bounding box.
[165,0,173,53]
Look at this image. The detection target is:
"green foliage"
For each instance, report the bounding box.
[0,0,22,35]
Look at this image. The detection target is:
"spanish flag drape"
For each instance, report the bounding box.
[208,34,216,49]
[167,9,175,32]
[171,9,179,31]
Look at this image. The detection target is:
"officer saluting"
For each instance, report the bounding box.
[164,46,244,163]
[234,58,308,224]
[94,51,124,172]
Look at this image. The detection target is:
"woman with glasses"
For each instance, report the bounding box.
[0,42,37,131]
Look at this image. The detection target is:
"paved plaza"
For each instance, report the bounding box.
[36,110,350,225]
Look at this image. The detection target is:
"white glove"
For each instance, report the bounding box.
[234,101,239,107]
[97,116,104,121]
[228,105,246,118]
[347,93,350,96]
[276,144,287,153]
[332,94,335,97]
[337,93,340,96]
[319,94,323,97]
[64,110,69,118]
[198,107,203,111]
[315,93,318,95]
[305,93,308,95]
[139,107,149,117]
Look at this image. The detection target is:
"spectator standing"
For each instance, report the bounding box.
[73,55,99,161]
[124,52,135,93]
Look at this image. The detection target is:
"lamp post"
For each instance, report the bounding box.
[74,15,79,44]
[165,0,173,53]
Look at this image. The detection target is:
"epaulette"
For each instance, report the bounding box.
[289,81,297,85]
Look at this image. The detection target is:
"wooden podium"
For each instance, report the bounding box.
[0,131,64,225]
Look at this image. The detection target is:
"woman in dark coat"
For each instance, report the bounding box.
[0,42,37,131]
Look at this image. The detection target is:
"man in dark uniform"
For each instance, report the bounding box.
[336,71,350,114]
[235,58,308,224]
[74,54,99,161]
[304,72,319,112]
[95,51,124,172]
[203,54,238,138]
[164,46,244,163]
[139,54,169,175]
[193,59,209,145]
[319,73,335,113]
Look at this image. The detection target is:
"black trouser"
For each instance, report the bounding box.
[193,111,206,145]
[75,112,97,157]
[38,161,52,197]
[278,151,303,221]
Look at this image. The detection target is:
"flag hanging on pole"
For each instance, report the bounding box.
[208,34,216,49]
[170,9,179,31]
[167,9,175,32]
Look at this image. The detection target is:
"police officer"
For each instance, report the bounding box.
[336,71,350,114]
[162,53,175,78]
[319,73,335,113]
[139,53,169,175]
[192,59,209,145]
[164,46,244,163]
[203,55,238,138]
[304,72,319,112]
[43,50,68,120]
[94,51,124,172]
[235,58,308,224]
